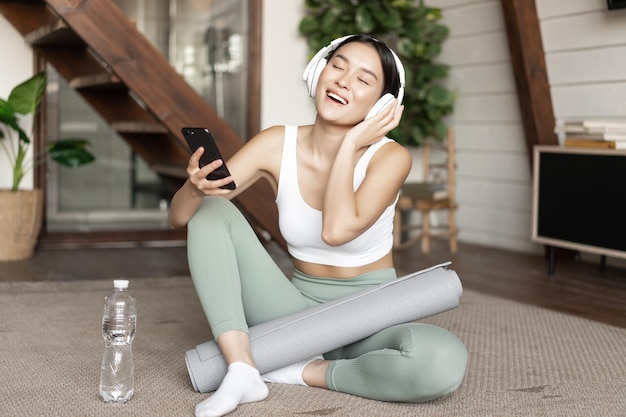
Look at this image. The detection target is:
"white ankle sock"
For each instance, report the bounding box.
[261,355,324,386]
[195,362,268,417]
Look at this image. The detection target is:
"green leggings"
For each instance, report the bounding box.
[187,197,467,403]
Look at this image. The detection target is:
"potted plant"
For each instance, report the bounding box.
[0,72,95,261]
[299,0,455,146]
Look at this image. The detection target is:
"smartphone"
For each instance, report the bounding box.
[181,127,236,190]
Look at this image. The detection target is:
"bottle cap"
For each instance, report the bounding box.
[113,279,129,289]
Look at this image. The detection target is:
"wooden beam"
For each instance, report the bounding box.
[500,0,557,166]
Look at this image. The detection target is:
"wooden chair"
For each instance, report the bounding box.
[393,127,458,254]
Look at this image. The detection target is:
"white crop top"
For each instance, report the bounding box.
[276,125,397,267]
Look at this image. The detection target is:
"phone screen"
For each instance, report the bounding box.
[181,127,236,190]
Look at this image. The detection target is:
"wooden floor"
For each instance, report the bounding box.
[1,238,625,329]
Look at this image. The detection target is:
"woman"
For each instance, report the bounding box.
[169,34,467,417]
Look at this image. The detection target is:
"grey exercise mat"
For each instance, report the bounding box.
[185,262,462,393]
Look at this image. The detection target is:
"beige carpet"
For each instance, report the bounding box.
[2,276,625,417]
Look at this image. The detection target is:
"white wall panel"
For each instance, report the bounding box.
[541,9,626,52]
[546,45,626,85]
[448,64,515,94]
[457,179,532,211]
[441,1,504,36]
[455,124,526,152]
[428,0,493,9]
[439,33,510,66]
[552,83,626,117]
[458,228,540,253]
[536,0,605,19]
[457,152,529,182]
[454,206,532,253]
[453,94,521,122]
[457,204,532,240]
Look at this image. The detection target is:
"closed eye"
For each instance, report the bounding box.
[329,53,378,87]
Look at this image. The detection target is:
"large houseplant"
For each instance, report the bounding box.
[299,0,455,146]
[0,72,95,261]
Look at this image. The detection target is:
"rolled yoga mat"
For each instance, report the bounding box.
[186,262,462,393]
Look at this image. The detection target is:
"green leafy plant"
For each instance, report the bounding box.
[299,0,455,146]
[0,72,95,191]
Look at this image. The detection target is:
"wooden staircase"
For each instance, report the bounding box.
[0,0,285,247]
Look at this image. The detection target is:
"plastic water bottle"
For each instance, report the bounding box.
[99,279,137,403]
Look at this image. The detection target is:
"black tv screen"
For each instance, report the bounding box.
[607,0,626,10]
[532,148,626,256]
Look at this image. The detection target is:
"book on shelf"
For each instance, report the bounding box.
[562,119,626,131]
[559,125,626,135]
[564,137,626,149]
[562,131,626,141]
[556,119,626,146]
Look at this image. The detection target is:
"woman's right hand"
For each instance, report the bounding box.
[187,147,235,197]
[344,99,403,150]
[169,125,282,229]
[168,147,234,229]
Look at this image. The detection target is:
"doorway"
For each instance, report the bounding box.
[43,0,258,240]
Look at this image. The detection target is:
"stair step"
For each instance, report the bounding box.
[69,73,126,91]
[25,19,84,47]
[112,121,168,134]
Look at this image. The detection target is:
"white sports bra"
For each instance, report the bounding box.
[275,125,397,267]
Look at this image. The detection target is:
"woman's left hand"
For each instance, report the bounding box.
[344,99,404,149]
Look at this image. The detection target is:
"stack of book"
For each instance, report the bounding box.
[557,120,626,149]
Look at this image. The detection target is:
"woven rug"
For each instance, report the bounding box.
[1,276,625,417]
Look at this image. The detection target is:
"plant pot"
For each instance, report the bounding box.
[0,189,44,261]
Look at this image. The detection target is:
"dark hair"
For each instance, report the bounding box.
[327,34,401,98]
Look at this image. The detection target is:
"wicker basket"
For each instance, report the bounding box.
[0,189,44,261]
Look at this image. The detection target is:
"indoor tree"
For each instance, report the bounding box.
[0,72,95,261]
[0,72,94,191]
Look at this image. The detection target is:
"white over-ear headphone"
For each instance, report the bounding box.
[302,34,406,120]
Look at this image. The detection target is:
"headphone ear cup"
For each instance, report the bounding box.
[307,58,327,97]
[365,93,395,120]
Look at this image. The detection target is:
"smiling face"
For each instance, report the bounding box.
[315,41,386,124]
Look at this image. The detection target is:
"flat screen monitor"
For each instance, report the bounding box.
[532,147,626,258]
[607,0,626,10]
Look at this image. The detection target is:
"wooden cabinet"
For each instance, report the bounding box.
[532,146,626,274]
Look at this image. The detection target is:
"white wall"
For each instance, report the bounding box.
[0,17,34,189]
[260,0,315,129]
[537,0,626,123]
[429,0,538,253]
